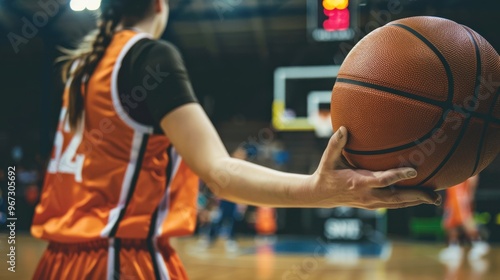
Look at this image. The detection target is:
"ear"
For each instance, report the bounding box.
[154,0,163,13]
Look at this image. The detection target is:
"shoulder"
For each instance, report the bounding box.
[124,38,187,76]
[151,39,182,54]
[129,38,184,63]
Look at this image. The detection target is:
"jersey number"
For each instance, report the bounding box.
[47,110,85,182]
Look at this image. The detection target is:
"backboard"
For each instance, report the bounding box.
[272,65,340,135]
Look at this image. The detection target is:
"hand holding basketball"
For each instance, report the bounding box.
[303,127,441,209]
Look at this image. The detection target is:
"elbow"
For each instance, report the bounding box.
[205,180,230,199]
[200,157,234,199]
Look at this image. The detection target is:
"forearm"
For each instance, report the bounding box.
[204,157,312,207]
[161,104,438,210]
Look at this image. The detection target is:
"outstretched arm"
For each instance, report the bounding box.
[161,103,440,209]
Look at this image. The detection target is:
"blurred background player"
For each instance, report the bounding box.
[440,175,490,262]
[197,148,248,253]
[255,207,277,244]
[197,195,247,253]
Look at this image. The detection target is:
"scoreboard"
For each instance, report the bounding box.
[307,0,358,42]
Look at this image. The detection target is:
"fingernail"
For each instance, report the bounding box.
[337,128,344,139]
[407,170,417,178]
[434,196,442,206]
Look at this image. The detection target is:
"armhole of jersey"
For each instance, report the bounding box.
[111,33,155,134]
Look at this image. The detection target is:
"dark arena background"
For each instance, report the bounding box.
[1,0,500,279]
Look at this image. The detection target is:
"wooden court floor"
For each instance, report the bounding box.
[1,234,499,280]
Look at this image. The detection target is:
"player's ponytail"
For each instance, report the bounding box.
[61,2,124,131]
[61,0,156,131]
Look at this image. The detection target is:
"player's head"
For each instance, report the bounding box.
[64,0,169,131]
[101,0,170,38]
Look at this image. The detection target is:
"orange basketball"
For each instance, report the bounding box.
[331,16,500,190]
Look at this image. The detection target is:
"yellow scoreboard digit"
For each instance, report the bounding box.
[323,0,349,10]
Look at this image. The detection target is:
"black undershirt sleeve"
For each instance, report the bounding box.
[118,38,198,133]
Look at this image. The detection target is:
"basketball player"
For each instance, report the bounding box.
[31,0,441,279]
[440,175,489,262]
[255,207,278,239]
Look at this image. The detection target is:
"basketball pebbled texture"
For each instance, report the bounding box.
[330,16,500,190]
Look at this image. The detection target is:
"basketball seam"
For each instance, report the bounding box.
[464,26,486,176]
[416,118,471,186]
[336,75,500,124]
[390,23,455,105]
[335,78,500,125]
[471,87,500,176]
[336,76,446,107]
[336,78,446,155]
[391,24,459,183]
[337,78,500,155]
[414,23,481,186]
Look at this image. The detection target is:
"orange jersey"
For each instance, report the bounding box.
[31,30,199,243]
[443,179,474,229]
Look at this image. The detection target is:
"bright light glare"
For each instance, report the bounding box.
[70,0,86,11]
[70,0,102,12]
[86,0,101,11]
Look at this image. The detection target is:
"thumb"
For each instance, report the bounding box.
[319,126,348,170]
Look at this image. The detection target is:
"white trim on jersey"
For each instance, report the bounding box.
[106,238,115,280]
[111,32,154,134]
[154,239,171,280]
[100,131,144,237]
[155,148,181,236]
[152,148,181,280]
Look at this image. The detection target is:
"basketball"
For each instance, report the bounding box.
[331,16,500,190]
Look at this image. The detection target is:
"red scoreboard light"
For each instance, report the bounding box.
[323,6,350,31]
[307,0,357,42]
[323,0,350,31]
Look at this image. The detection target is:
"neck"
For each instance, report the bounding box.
[117,17,156,36]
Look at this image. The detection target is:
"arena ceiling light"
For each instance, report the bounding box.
[70,0,101,11]
[86,0,102,11]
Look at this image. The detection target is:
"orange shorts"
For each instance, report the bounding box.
[443,182,473,229]
[33,238,188,280]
